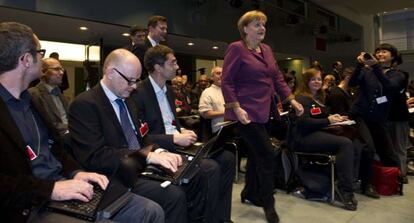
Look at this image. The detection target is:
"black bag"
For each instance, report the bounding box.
[241,138,298,206]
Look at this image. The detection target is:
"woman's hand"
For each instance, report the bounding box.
[234,107,251,124]
[290,99,304,116]
[327,114,345,124]
[357,52,378,66]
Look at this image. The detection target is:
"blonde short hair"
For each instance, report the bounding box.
[237,10,267,40]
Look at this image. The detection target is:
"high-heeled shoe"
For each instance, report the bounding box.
[263,206,279,223]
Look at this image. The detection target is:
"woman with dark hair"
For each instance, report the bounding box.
[221,10,303,223]
[348,43,405,196]
[288,68,358,211]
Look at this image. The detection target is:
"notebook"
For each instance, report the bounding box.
[141,132,220,185]
[176,121,237,157]
[46,165,132,222]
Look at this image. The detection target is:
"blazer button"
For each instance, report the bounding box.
[22,209,30,216]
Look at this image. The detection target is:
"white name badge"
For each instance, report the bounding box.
[376,96,388,104]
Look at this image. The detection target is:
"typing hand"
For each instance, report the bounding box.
[234,107,251,124]
[147,151,183,173]
[174,131,197,146]
[73,172,109,190]
[51,179,94,202]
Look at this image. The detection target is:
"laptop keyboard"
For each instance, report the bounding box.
[56,183,105,217]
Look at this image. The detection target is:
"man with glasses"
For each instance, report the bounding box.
[69,48,189,223]
[29,58,70,135]
[0,22,163,223]
[125,25,147,51]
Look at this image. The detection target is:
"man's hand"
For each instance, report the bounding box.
[51,179,94,202]
[290,99,304,116]
[73,172,109,190]
[147,152,183,172]
[234,107,251,124]
[173,131,197,146]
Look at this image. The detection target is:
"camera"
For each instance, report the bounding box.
[363,53,373,60]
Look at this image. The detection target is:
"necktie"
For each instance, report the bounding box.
[115,99,140,150]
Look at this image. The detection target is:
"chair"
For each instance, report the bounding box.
[295,151,337,203]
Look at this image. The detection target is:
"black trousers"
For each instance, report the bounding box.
[298,131,355,195]
[238,122,276,208]
[364,119,400,167]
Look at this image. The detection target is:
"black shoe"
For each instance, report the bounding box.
[263,206,279,223]
[362,185,380,199]
[335,190,357,211]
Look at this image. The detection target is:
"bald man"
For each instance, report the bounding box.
[69,49,188,223]
[29,58,69,135]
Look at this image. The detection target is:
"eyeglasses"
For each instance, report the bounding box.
[47,67,65,72]
[113,68,140,86]
[36,49,46,58]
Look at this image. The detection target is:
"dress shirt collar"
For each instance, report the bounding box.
[147,35,158,47]
[100,80,121,103]
[149,75,167,94]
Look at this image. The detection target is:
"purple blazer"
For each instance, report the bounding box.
[221,40,292,123]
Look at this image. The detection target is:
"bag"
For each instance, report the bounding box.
[372,161,403,196]
[241,138,298,206]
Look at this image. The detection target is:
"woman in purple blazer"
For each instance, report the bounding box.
[222,10,303,223]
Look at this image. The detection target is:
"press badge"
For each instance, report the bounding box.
[376,96,388,104]
[140,122,149,137]
[26,145,38,161]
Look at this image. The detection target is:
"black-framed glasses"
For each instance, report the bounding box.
[36,49,46,58]
[113,68,139,86]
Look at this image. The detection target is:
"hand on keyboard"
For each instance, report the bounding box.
[147,151,183,172]
[73,171,109,190]
[173,131,197,146]
[51,179,94,202]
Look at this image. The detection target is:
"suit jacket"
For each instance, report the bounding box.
[128,37,153,80]
[130,78,182,151]
[0,92,79,222]
[221,40,293,123]
[29,81,70,135]
[68,84,150,176]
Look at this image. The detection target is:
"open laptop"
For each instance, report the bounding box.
[141,132,220,185]
[46,164,133,222]
[176,120,237,157]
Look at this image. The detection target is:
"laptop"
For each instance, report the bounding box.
[46,164,133,222]
[176,120,237,157]
[141,133,220,185]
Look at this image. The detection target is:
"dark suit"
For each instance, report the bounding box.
[29,81,70,135]
[127,37,153,80]
[0,92,79,222]
[68,83,188,223]
[130,78,235,222]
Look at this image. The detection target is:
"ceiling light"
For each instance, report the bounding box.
[286,57,292,60]
[187,42,194,46]
[79,26,88,31]
[212,46,219,50]
[383,11,387,14]
[122,33,130,37]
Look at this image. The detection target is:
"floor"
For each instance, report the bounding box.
[230,173,414,223]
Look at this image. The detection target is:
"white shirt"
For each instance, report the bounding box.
[148,76,179,134]
[198,84,225,133]
[147,35,158,47]
[100,80,136,132]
